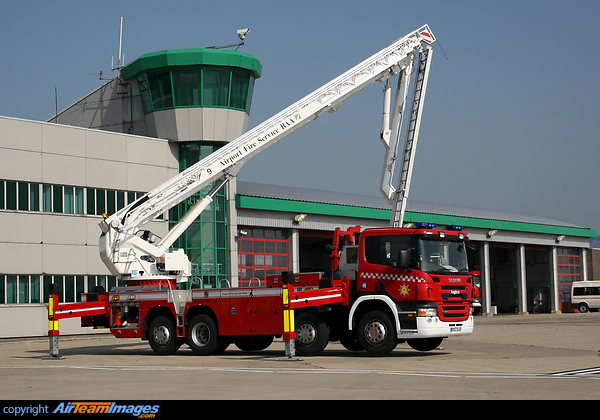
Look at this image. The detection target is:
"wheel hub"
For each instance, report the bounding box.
[296,322,316,345]
[364,320,387,344]
[153,325,171,346]
[191,323,210,347]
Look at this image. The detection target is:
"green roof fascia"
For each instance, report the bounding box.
[236,195,389,220]
[236,195,596,238]
[121,48,262,80]
[403,212,596,238]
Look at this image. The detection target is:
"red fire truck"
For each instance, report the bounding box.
[46,25,474,357]
[49,224,473,356]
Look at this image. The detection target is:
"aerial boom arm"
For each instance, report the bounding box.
[100,25,436,281]
[382,46,434,227]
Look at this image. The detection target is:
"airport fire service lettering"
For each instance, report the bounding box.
[219,116,298,167]
[256,128,280,142]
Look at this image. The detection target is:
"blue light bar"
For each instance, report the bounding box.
[445,225,464,231]
[414,222,436,228]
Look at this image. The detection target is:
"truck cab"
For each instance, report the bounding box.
[331,224,473,352]
[356,224,472,313]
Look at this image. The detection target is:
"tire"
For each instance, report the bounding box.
[234,335,274,352]
[407,337,444,352]
[147,315,181,355]
[356,310,398,356]
[578,303,589,313]
[295,312,330,356]
[338,331,363,352]
[186,314,222,356]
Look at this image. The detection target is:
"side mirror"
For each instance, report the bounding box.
[397,249,411,269]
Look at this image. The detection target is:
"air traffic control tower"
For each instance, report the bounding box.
[54,47,262,287]
[120,48,262,142]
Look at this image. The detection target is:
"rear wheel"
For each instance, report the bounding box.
[148,315,181,355]
[338,331,363,352]
[187,314,223,355]
[234,335,274,352]
[295,312,330,356]
[407,337,444,351]
[578,303,589,313]
[357,310,398,356]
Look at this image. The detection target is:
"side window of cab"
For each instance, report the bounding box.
[364,235,412,267]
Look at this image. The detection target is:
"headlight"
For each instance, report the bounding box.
[417,307,437,317]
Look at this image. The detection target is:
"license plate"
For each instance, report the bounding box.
[450,326,462,332]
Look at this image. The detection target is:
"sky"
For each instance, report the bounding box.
[1,0,599,234]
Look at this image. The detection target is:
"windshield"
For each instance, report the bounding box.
[417,237,469,274]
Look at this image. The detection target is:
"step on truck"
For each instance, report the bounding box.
[46,25,475,357]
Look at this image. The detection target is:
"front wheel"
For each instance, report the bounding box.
[356,310,398,356]
[578,303,589,313]
[148,315,182,355]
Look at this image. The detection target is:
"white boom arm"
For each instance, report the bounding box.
[380,46,433,227]
[99,25,436,282]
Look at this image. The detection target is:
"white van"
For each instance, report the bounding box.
[571,281,600,313]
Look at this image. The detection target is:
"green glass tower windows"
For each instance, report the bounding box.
[169,143,229,289]
[122,48,262,115]
[174,69,200,106]
[231,68,254,110]
[137,74,152,115]
[202,67,229,107]
[136,66,256,114]
[149,71,173,110]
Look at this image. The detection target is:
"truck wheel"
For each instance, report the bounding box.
[295,312,330,356]
[407,337,444,351]
[148,315,181,355]
[357,310,398,356]
[187,314,222,356]
[234,335,274,352]
[338,332,363,352]
[578,303,589,313]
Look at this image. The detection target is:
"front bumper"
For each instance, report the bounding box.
[398,315,474,339]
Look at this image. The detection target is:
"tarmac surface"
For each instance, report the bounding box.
[0,312,598,400]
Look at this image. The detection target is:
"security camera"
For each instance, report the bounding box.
[237,28,250,41]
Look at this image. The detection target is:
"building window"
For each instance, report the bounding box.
[30,183,40,212]
[5,181,16,210]
[238,228,289,287]
[0,274,122,305]
[18,182,28,211]
[0,180,144,217]
[5,275,17,304]
[43,184,53,212]
[53,185,63,213]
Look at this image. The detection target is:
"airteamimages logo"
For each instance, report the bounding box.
[52,402,160,418]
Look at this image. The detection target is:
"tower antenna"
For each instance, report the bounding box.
[112,17,125,74]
